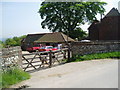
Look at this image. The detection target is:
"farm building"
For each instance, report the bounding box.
[21,33,45,50]
[88,8,120,40]
[21,32,75,50]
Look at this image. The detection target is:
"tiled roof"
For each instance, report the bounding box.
[24,33,45,43]
[35,32,75,43]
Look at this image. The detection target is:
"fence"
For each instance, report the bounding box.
[1,46,71,72]
[1,46,22,71]
[22,48,70,72]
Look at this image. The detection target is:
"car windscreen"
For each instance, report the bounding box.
[40,47,45,49]
[46,46,53,49]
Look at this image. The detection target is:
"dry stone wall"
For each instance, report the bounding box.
[1,46,22,71]
[71,41,120,55]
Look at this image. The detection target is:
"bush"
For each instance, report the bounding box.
[0,68,30,88]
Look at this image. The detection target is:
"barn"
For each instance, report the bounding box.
[88,8,120,41]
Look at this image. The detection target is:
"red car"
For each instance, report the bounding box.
[39,46,58,52]
[26,44,42,53]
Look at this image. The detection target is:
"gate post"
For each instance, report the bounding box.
[67,47,70,62]
[67,43,71,62]
[49,50,52,68]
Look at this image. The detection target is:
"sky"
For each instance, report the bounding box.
[0,0,119,40]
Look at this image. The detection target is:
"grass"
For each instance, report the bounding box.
[0,68,30,88]
[71,51,120,62]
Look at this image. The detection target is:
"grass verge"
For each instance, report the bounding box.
[71,51,120,62]
[0,68,30,88]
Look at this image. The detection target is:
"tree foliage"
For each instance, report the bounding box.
[69,28,87,40]
[1,35,26,48]
[0,40,4,48]
[39,2,107,39]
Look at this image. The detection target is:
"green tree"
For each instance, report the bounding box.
[19,35,26,40]
[68,28,87,40]
[0,40,4,48]
[4,35,26,47]
[13,37,21,46]
[39,2,106,39]
[5,38,17,46]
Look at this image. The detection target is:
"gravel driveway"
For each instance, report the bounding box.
[11,59,118,88]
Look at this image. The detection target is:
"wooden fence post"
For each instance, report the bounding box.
[49,50,52,68]
[63,50,66,59]
[67,45,71,62]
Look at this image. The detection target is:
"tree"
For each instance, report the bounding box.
[0,40,4,48]
[69,28,88,40]
[5,38,17,46]
[13,37,21,46]
[39,2,107,39]
[3,35,26,47]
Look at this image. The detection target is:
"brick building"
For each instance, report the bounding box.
[88,8,120,40]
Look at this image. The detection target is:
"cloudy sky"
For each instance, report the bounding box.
[0,0,119,40]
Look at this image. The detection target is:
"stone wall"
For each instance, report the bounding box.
[71,41,120,55]
[1,46,22,71]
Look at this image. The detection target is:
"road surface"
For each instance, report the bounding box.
[11,59,118,88]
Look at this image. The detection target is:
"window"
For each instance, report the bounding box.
[46,46,53,49]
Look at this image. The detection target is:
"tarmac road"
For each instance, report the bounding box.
[11,59,118,88]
